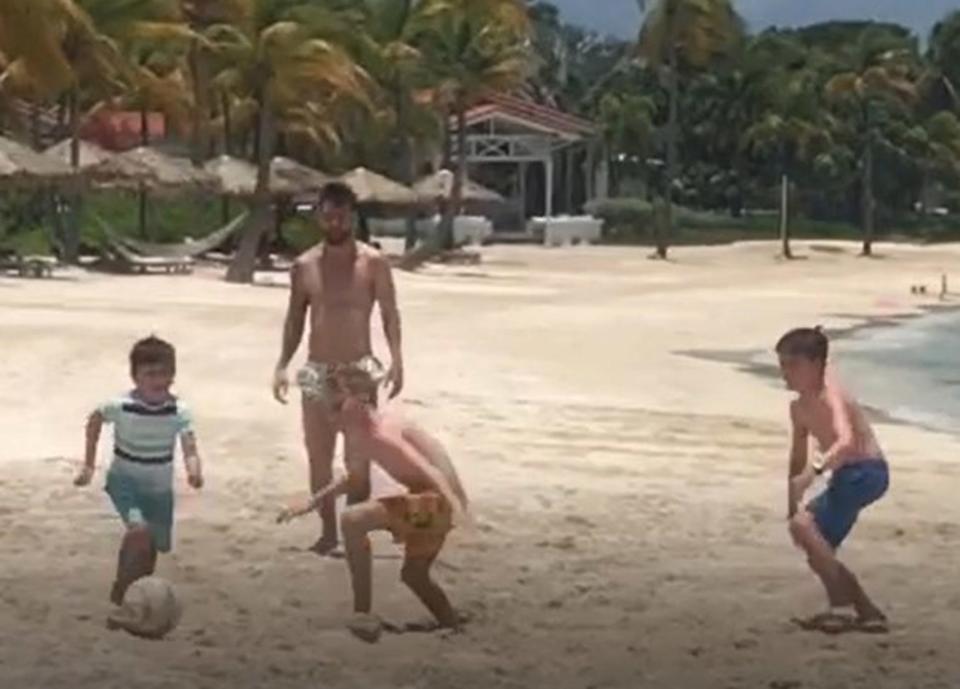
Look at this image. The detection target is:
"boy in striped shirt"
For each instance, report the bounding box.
[74,336,203,607]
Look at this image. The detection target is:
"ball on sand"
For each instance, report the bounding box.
[112,576,182,639]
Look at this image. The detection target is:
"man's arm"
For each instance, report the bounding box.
[75,410,104,486]
[402,423,468,508]
[278,262,309,370]
[274,262,310,402]
[820,382,856,471]
[180,432,203,488]
[373,256,403,397]
[277,472,349,523]
[787,401,809,517]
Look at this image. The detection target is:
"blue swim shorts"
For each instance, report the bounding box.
[807,458,889,549]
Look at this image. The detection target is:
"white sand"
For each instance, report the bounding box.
[1,240,959,688]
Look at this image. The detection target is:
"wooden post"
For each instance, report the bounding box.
[545,154,554,218]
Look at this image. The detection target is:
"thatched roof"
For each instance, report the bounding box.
[414,169,504,203]
[88,146,217,192]
[204,155,329,197]
[271,156,329,194]
[0,135,74,185]
[204,155,262,196]
[339,167,422,206]
[44,139,114,170]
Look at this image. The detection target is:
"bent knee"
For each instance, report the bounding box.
[340,508,369,539]
[125,524,153,547]
[789,511,815,537]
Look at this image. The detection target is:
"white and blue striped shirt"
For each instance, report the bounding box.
[99,393,193,492]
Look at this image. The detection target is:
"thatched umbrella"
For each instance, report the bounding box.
[87,146,217,193]
[339,167,422,206]
[204,155,329,197]
[204,156,328,258]
[414,169,505,206]
[0,135,74,186]
[44,139,113,171]
[271,156,329,195]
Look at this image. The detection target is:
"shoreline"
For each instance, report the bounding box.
[678,299,960,437]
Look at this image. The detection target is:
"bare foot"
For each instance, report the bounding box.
[791,611,855,635]
[347,613,383,643]
[395,610,471,634]
[856,612,889,634]
[307,535,340,557]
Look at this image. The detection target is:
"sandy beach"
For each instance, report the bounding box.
[2,239,959,689]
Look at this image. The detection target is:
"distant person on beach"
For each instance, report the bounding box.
[272,181,404,555]
[74,336,203,615]
[777,326,890,634]
[277,366,468,642]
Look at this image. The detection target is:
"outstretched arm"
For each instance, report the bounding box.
[277,472,349,523]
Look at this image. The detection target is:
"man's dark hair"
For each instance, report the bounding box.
[318,181,357,209]
[130,335,176,376]
[775,326,828,363]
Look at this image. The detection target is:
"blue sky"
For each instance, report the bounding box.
[549,0,957,40]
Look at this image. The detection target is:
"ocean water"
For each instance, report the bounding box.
[830,309,959,434]
[742,309,959,434]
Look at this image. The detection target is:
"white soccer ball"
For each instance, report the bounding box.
[118,576,182,639]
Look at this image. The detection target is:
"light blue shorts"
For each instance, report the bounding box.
[105,470,174,552]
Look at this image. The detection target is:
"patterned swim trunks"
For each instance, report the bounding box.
[296,355,386,407]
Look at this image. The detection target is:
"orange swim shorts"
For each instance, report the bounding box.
[379,491,453,559]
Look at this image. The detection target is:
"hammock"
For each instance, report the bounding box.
[92,211,249,259]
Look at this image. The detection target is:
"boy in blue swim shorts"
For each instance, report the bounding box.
[777,327,890,634]
[74,336,203,610]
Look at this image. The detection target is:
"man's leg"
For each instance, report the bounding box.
[343,427,372,506]
[302,396,339,554]
[401,545,458,629]
[789,510,885,627]
[110,524,155,605]
[340,501,390,642]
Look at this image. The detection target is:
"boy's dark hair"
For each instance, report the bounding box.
[775,326,828,362]
[318,181,357,209]
[130,335,176,376]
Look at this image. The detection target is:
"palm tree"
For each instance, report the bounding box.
[198,0,369,283]
[825,33,917,256]
[597,91,655,197]
[0,0,191,261]
[636,0,744,259]
[742,35,831,258]
[411,0,531,255]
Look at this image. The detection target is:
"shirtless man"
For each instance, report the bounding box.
[273,181,403,554]
[777,326,890,633]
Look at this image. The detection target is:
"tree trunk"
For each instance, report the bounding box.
[139,104,150,238]
[221,94,232,225]
[780,173,792,259]
[861,131,875,257]
[226,91,274,283]
[189,40,210,167]
[222,93,232,155]
[436,97,466,252]
[63,90,81,264]
[657,43,679,261]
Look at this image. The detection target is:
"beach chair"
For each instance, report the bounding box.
[0,249,59,278]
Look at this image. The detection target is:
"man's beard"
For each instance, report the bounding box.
[326,232,351,246]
